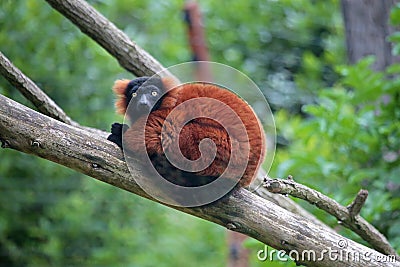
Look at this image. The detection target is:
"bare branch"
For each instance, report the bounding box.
[251,173,336,234]
[347,189,369,219]
[0,51,109,138]
[43,0,167,77]
[0,94,399,267]
[263,177,399,259]
[0,51,74,125]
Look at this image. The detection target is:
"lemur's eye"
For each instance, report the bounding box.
[131,92,137,97]
[151,91,158,97]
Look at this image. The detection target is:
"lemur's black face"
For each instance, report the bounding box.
[125,77,164,117]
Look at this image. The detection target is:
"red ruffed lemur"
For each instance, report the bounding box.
[107,76,265,188]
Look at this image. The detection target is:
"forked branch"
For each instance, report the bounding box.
[263,177,399,259]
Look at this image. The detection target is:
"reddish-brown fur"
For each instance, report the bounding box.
[115,78,265,187]
[113,79,130,115]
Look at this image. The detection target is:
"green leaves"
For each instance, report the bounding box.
[389,6,400,57]
[390,3,400,26]
[272,55,400,253]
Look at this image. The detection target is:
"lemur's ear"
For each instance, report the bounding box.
[113,79,130,115]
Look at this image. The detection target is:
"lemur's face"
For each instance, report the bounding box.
[125,77,164,116]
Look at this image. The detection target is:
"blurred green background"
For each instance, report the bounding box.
[0,0,399,266]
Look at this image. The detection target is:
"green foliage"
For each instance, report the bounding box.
[0,1,126,129]
[390,3,400,56]
[270,57,400,253]
[201,0,344,111]
[28,180,226,267]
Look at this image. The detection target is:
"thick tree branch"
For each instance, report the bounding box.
[1,94,399,267]
[43,0,167,77]
[0,51,108,138]
[263,177,399,260]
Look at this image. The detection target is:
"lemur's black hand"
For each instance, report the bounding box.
[107,123,129,149]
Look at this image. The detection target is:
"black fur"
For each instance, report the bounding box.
[107,123,128,149]
[124,77,165,122]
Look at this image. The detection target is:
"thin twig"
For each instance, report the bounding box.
[250,172,336,234]
[263,176,399,260]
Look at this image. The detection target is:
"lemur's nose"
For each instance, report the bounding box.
[138,95,150,107]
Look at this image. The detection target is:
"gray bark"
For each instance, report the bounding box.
[341,0,400,70]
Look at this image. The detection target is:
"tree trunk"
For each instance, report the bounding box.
[341,0,399,70]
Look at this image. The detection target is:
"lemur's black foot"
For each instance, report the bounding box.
[107,123,129,149]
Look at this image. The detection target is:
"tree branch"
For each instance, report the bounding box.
[251,173,336,234]
[0,51,74,125]
[347,189,369,218]
[1,94,399,267]
[263,177,399,260]
[0,51,109,138]
[43,0,167,77]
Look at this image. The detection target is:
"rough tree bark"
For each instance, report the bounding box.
[341,0,400,70]
[263,177,398,257]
